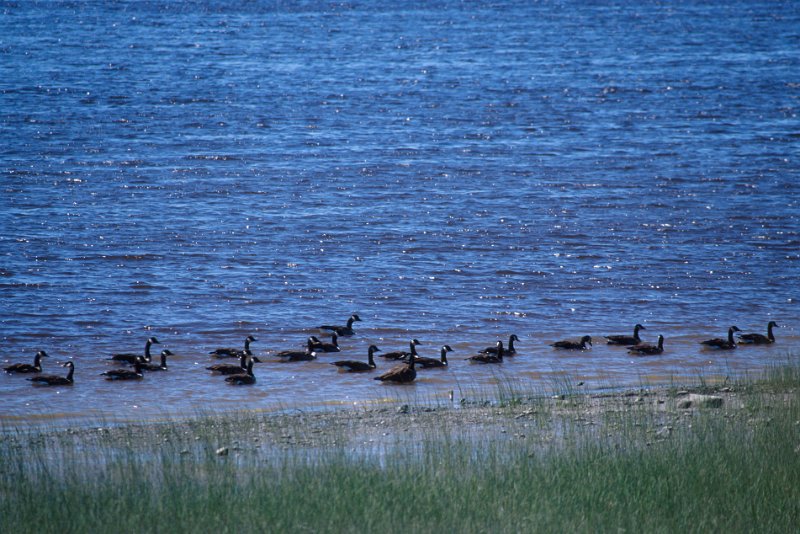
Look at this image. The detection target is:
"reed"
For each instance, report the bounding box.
[1,360,798,533]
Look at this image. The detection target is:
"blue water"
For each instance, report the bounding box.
[1,1,798,421]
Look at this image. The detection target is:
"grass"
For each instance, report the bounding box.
[1,360,799,533]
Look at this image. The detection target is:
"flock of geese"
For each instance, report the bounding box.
[2,315,781,387]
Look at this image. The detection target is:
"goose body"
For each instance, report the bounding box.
[468,341,504,364]
[480,335,519,355]
[628,335,664,356]
[225,358,256,385]
[331,345,380,372]
[109,337,159,364]
[606,324,646,346]
[275,339,316,362]
[319,314,362,336]
[737,321,778,345]
[551,335,593,350]
[374,354,416,384]
[102,358,144,380]
[415,345,453,369]
[207,351,261,375]
[701,326,740,350]
[28,361,74,386]
[141,350,173,371]
[4,350,48,374]
[381,339,421,361]
[209,335,256,359]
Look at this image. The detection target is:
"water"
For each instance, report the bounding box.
[1,0,798,422]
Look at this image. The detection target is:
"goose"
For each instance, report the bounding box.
[4,350,48,374]
[313,332,341,353]
[102,357,144,380]
[737,321,779,345]
[225,357,256,385]
[109,337,160,364]
[209,335,257,358]
[480,335,519,355]
[28,361,74,386]
[381,339,421,361]
[701,326,740,350]
[415,345,452,369]
[551,335,593,350]
[331,345,380,372]
[468,341,504,364]
[374,350,417,384]
[628,335,664,356]
[319,314,362,336]
[605,324,646,345]
[141,350,173,371]
[207,351,262,375]
[274,338,316,362]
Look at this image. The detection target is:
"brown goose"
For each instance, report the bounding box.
[480,335,519,355]
[628,335,664,356]
[551,335,593,350]
[28,361,74,386]
[374,353,416,384]
[468,341,504,364]
[102,357,144,380]
[737,321,778,345]
[274,338,316,362]
[109,337,160,364]
[209,335,257,358]
[605,324,646,345]
[225,357,256,385]
[381,339,421,361]
[207,351,262,375]
[4,350,48,374]
[331,345,380,372]
[701,326,740,350]
[141,350,173,371]
[415,345,453,369]
[319,314,362,336]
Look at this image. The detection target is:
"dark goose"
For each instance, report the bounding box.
[225,357,256,385]
[380,339,421,361]
[209,335,257,359]
[109,337,160,364]
[102,358,144,380]
[468,341,504,364]
[737,321,779,345]
[628,335,664,356]
[331,345,380,372]
[480,335,519,355]
[551,335,593,350]
[4,350,48,374]
[701,326,740,350]
[141,350,173,371]
[207,351,262,375]
[605,324,646,346]
[374,352,417,384]
[274,338,316,362]
[319,314,362,336]
[28,361,74,386]
[415,345,453,369]
[313,332,341,353]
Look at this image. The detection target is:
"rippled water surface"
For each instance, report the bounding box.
[1,0,799,421]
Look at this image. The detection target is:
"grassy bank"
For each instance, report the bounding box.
[2,361,799,533]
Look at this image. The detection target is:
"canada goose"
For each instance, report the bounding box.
[207,351,262,375]
[415,345,452,369]
[468,341,503,364]
[225,357,256,385]
[331,345,380,372]
[274,338,316,362]
[381,339,421,361]
[701,326,740,350]
[28,361,74,386]
[319,314,362,336]
[551,335,593,350]
[480,335,519,355]
[737,321,779,345]
[109,337,159,364]
[628,335,664,356]
[141,350,173,371]
[605,324,646,345]
[374,351,417,384]
[313,332,341,353]
[209,335,257,358]
[4,350,48,374]
[102,357,144,380]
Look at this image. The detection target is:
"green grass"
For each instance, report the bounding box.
[2,361,799,533]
